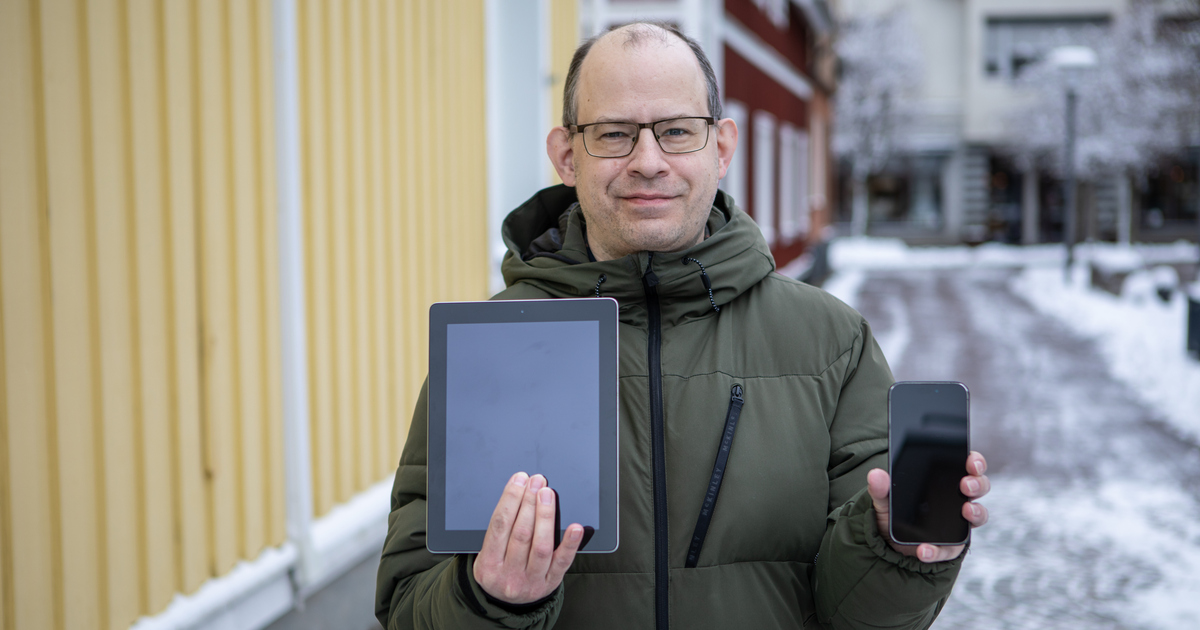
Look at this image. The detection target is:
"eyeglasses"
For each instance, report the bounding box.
[569,116,716,158]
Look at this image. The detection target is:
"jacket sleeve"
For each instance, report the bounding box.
[813,319,963,630]
[375,379,565,630]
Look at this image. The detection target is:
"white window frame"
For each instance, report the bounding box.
[752,110,777,246]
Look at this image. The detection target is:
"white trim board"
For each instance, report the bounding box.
[722,13,812,101]
[128,480,393,630]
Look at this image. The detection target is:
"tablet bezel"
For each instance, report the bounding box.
[427,297,619,553]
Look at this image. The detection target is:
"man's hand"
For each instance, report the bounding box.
[473,472,585,605]
[866,451,991,563]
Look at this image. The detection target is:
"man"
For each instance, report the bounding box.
[376,22,990,630]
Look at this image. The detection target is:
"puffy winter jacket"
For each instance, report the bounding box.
[375,185,963,629]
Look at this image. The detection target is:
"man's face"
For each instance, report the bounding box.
[548,31,737,261]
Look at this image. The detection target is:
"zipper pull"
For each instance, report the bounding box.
[730,384,743,402]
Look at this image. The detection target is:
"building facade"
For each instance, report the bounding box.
[833,0,1199,245]
[0,1,579,629]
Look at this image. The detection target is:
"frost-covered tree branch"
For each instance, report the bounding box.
[1002,0,1199,181]
[832,8,923,235]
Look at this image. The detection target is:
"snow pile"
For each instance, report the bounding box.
[1012,265,1200,442]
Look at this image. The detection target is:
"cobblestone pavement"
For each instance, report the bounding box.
[852,267,1200,630]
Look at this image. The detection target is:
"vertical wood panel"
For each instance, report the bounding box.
[1,2,61,627]
[196,0,241,576]
[256,0,286,548]
[388,0,414,463]
[366,0,390,483]
[126,0,178,614]
[162,0,211,594]
[35,0,99,627]
[88,0,149,621]
[327,1,355,506]
[398,0,420,462]
[347,0,372,494]
[228,0,266,560]
[299,0,336,518]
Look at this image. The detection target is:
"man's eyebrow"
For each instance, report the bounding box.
[588,114,698,123]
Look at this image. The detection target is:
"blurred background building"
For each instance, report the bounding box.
[832,0,1200,245]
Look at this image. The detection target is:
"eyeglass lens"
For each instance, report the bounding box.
[583,118,710,157]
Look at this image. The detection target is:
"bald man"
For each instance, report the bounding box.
[376,22,989,630]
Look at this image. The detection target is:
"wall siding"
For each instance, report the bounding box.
[0,0,491,627]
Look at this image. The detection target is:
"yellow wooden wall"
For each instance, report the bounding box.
[0,0,491,628]
[295,0,489,518]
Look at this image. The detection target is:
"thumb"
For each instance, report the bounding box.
[867,468,890,516]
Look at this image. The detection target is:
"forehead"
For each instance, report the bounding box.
[575,30,708,122]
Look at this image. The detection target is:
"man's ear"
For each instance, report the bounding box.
[547,126,576,186]
[715,118,738,180]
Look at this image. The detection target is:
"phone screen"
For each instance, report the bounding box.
[888,382,970,545]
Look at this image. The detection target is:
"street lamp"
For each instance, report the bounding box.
[1047,45,1097,282]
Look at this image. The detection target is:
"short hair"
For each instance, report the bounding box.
[562,21,722,127]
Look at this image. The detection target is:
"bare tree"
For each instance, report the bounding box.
[832,8,923,236]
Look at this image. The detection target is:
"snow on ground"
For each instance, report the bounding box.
[1014,265,1200,443]
[824,237,1200,445]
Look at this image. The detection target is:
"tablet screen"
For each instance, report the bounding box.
[445,320,600,530]
[427,298,619,553]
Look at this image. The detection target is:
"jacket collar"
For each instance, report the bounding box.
[500,185,776,327]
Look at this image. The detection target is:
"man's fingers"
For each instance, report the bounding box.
[961,473,991,498]
[547,524,584,584]
[967,451,987,476]
[481,472,529,566]
[527,487,558,575]
[866,468,890,514]
[916,543,964,563]
[964,500,989,527]
[505,474,545,565]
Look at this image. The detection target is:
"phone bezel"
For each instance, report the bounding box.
[887,380,971,547]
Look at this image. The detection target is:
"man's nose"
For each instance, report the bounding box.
[626,127,669,177]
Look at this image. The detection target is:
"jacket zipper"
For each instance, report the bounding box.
[685,384,744,568]
[642,253,670,630]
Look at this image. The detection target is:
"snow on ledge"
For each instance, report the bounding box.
[130,544,297,630]
[128,477,394,630]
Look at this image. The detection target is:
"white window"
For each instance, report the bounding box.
[794,127,810,239]
[779,124,796,243]
[721,100,749,210]
[779,123,811,244]
[752,110,777,247]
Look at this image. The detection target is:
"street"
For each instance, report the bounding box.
[849,267,1200,630]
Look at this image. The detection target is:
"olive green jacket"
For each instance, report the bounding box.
[376,185,962,629]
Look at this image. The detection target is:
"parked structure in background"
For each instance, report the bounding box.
[577,0,838,273]
[831,0,1200,246]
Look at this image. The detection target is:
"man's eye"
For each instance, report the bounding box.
[600,130,630,139]
[661,127,692,137]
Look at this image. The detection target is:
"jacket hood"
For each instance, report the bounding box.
[499,184,776,326]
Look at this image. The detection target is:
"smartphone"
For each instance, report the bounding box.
[888,381,970,546]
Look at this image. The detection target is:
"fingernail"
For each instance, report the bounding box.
[921,547,934,561]
[570,526,582,541]
[974,461,984,475]
[512,473,528,487]
[539,488,554,505]
[971,504,981,518]
[531,475,545,491]
[966,478,980,493]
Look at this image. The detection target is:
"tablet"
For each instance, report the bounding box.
[427,298,619,553]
